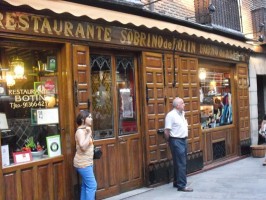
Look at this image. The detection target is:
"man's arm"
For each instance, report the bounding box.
[164,129,170,141]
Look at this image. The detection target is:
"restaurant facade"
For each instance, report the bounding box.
[0,1,253,199]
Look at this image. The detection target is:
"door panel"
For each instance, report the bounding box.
[72,45,91,113]
[118,134,142,192]
[236,63,250,155]
[180,58,201,153]
[142,52,168,164]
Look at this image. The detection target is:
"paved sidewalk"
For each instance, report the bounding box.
[105,157,266,200]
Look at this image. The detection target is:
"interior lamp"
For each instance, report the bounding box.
[199,68,206,80]
[10,57,25,79]
[6,72,15,87]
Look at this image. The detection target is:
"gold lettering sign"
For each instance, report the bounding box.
[0,10,248,62]
[8,89,46,109]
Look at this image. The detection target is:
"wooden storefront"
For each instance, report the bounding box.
[0,2,251,200]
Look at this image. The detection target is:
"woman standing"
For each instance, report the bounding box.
[258,115,266,145]
[74,110,97,200]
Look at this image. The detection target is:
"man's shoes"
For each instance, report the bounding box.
[263,161,266,166]
[177,187,193,192]
[173,184,178,188]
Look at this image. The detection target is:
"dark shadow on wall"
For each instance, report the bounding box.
[257,75,266,123]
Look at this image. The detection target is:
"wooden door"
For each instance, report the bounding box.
[141,52,169,166]
[72,46,142,199]
[141,52,180,185]
[141,52,202,185]
[179,57,201,154]
[236,63,250,155]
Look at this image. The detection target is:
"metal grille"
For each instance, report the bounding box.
[194,0,241,31]
[213,140,226,160]
[6,118,34,148]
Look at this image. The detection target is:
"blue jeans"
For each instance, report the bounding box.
[76,165,97,200]
[169,137,187,189]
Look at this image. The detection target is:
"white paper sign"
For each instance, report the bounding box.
[33,108,59,125]
[1,145,10,167]
[46,135,61,157]
[0,113,8,130]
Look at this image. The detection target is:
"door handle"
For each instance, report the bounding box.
[118,137,125,142]
[74,80,78,107]
[146,84,149,104]
[157,128,164,135]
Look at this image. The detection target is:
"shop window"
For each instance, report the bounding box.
[116,56,138,136]
[90,54,113,139]
[199,68,232,129]
[0,46,60,167]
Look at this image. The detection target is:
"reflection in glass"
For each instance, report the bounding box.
[90,54,113,139]
[0,46,59,165]
[116,56,137,136]
[199,69,232,129]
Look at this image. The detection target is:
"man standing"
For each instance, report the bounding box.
[164,97,193,192]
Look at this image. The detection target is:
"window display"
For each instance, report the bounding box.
[199,68,232,129]
[0,44,60,166]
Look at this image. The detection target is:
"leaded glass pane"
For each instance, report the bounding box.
[90,54,113,139]
[116,56,138,136]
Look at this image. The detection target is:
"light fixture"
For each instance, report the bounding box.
[186,4,216,20]
[244,22,265,44]
[258,35,265,42]
[199,68,206,80]
[6,72,15,87]
[10,56,26,79]
[208,4,216,14]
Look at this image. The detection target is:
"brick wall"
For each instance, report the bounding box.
[141,0,259,35]
[241,0,254,34]
[142,0,195,21]
[252,0,266,10]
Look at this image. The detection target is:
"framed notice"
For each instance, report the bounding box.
[120,88,133,118]
[47,56,57,71]
[40,76,57,95]
[13,151,32,164]
[1,145,10,167]
[46,135,61,157]
[34,81,45,95]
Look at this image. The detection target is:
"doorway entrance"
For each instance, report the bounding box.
[257,75,266,122]
[72,46,143,199]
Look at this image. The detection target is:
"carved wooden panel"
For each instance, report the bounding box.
[203,127,236,164]
[236,64,250,140]
[72,45,91,112]
[180,57,201,153]
[2,157,65,200]
[142,52,167,164]
[142,53,201,164]
[119,136,142,192]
